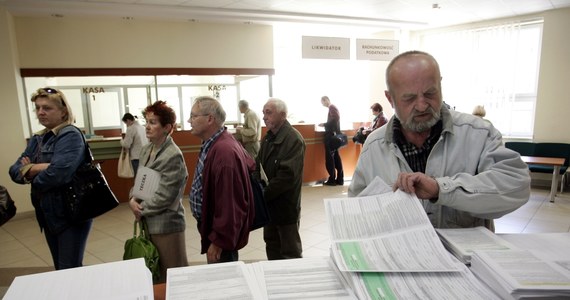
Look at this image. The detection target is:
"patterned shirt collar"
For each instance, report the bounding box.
[393,118,443,173]
[189,126,225,220]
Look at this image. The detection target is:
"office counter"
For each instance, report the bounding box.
[88,124,360,202]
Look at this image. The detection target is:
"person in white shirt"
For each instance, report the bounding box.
[120,113,148,175]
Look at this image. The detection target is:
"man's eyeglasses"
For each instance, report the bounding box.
[190,114,209,120]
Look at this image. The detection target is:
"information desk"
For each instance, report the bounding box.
[520,155,565,202]
[88,125,360,203]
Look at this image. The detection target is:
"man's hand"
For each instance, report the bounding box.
[207,243,223,263]
[393,172,439,200]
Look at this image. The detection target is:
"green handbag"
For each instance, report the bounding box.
[123,220,160,282]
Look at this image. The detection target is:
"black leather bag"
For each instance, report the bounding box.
[63,129,119,223]
[249,173,270,231]
[328,133,348,150]
[0,185,17,227]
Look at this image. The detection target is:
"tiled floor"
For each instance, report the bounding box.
[1,183,570,270]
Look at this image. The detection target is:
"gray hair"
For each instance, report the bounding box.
[193,96,226,126]
[238,99,249,109]
[267,98,288,115]
[385,50,441,93]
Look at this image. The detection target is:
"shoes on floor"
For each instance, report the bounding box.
[336,180,344,186]
[324,181,337,186]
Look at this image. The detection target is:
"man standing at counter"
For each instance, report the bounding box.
[318,96,344,186]
[348,50,530,230]
[188,96,255,263]
[236,99,261,158]
[256,98,306,260]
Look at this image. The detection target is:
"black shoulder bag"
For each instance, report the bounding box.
[0,185,17,226]
[63,128,119,223]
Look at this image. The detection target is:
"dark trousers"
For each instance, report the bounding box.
[196,221,239,264]
[131,159,140,176]
[324,137,344,182]
[44,219,92,270]
[216,250,239,263]
[263,222,303,260]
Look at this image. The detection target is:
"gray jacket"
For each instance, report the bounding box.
[131,136,188,234]
[349,106,530,228]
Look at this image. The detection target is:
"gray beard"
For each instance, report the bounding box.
[400,108,441,133]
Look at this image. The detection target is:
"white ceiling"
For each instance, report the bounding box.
[2,0,570,30]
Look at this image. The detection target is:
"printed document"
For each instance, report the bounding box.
[436,226,518,264]
[325,188,461,272]
[347,260,500,300]
[166,261,264,300]
[471,249,570,299]
[250,257,357,299]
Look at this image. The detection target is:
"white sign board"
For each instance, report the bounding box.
[302,36,350,59]
[356,39,399,61]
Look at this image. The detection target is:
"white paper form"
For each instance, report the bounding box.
[325,190,461,272]
[166,261,264,300]
[4,258,153,300]
[348,260,501,300]
[251,256,358,299]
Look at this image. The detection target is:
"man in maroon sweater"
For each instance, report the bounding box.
[188,96,255,263]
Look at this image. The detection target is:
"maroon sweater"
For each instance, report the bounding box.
[199,130,255,254]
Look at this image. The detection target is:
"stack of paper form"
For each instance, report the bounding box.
[324,188,501,299]
[471,249,570,300]
[3,258,153,300]
[166,257,357,299]
[436,226,518,264]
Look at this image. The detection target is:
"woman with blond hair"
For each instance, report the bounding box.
[9,87,92,270]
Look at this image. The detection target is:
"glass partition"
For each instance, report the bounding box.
[22,74,271,138]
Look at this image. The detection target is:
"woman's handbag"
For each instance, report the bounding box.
[0,185,17,227]
[124,220,160,282]
[118,148,134,178]
[63,130,119,223]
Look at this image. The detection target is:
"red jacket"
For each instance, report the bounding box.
[199,130,255,254]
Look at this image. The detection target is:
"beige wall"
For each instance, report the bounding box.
[1,8,31,214]
[15,17,273,68]
[534,8,570,142]
[1,12,274,214]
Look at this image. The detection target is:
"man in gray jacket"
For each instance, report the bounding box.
[349,50,530,230]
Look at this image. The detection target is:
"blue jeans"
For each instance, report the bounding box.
[44,219,92,270]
